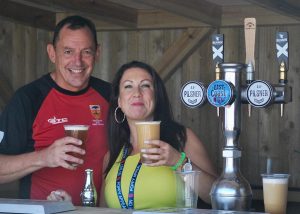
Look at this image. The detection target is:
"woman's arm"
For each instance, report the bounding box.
[184,128,218,204]
[99,152,110,207]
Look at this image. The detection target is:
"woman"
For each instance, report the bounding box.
[100,61,217,209]
[48,61,217,209]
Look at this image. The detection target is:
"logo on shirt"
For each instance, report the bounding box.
[48,116,68,124]
[89,105,104,126]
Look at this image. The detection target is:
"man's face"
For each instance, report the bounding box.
[47,25,99,92]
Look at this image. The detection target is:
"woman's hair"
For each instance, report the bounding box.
[105,60,186,175]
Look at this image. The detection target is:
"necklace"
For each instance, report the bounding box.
[116,146,142,209]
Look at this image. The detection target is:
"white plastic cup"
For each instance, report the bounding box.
[174,170,201,208]
[261,173,290,214]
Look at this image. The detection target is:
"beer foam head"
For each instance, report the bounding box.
[262,174,289,184]
[135,121,161,125]
[64,125,89,131]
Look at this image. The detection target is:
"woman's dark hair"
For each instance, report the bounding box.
[52,15,98,48]
[105,60,186,175]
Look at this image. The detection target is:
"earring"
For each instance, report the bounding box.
[114,106,125,124]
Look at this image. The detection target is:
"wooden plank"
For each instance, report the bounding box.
[153,27,214,81]
[246,0,300,21]
[134,0,221,27]
[0,0,55,30]
[137,10,209,29]
[222,5,300,27]
[26,0,138,28]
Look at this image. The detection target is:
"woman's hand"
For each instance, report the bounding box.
[141,140,181,167]
[47,189,72,202]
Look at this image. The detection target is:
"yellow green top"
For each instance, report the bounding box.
[104,150,176,210]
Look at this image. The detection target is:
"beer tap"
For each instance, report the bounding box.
[180,18,292,212]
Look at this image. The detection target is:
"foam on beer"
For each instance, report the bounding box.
[263,178,288,184]
[135,121,161,125]
[64,125,89,130]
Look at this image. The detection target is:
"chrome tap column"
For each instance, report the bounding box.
[209,63,252,211]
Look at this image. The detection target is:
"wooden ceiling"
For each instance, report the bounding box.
[0,0,300,31]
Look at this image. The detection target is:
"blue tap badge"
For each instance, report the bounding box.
[207,80,233,107]
[180,81,206,108]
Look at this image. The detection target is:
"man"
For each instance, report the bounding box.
[0,15,110,205]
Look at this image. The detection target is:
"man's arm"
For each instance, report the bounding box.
[0,136,86,184]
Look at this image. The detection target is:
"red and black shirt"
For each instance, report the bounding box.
[0,73,110,205]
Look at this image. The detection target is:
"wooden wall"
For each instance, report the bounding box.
[0,17,300,201]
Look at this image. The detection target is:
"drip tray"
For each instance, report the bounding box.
[0,198,75,214]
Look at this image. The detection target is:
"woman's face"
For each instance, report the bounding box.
[118,67,155,122]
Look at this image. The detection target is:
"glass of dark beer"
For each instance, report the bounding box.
[64,125,89,167]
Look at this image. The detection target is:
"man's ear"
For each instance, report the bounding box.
[47,44,56,63]
[95,44,101,62]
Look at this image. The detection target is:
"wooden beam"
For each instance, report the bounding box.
[24,0,138,28]
[0,0,55,30]
[134,0,221,27]
[222,5,300,26]
[137,10,209,29]
[154,27,214,81]
[246,0,300,21]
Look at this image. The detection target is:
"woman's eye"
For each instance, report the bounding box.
[141,84,151,88]
[124,85,132,89]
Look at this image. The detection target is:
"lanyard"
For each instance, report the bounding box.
[116,147,142,209]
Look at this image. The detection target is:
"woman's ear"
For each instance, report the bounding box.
[117,97,121,108]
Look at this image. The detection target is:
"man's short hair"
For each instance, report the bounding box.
[52,15,98,48]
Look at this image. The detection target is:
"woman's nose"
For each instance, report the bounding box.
[133,87,141,97]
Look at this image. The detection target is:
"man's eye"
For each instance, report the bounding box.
[83,50,94,56]
[64,50,72,55]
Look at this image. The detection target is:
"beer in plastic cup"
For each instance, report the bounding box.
[64,125,89,166]
[175,170,200,208]
[135,121,160,164]
[261,173,290,214]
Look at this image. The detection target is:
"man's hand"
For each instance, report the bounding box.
[38,136,85,170]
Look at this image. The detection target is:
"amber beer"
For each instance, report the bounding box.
[135,121,160,164]
[262,174,290,214]
[64,125,89,166]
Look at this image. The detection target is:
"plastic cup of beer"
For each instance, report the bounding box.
[64,125,89,166]
[135,121,160,164]
[261,173,290,214]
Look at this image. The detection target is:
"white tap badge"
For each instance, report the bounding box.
[247,80,273,107]
[180,81,206,108]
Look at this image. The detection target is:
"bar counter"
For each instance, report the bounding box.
[67,207,266,214]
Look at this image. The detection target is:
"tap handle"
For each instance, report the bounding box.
[244,17,256,82]
[212,34,224,117]
[276,32,289,83]
[212,34,224,73]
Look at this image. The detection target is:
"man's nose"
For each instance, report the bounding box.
[74,52,83,65]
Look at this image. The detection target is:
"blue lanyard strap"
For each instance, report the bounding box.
[116,147,142,209]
